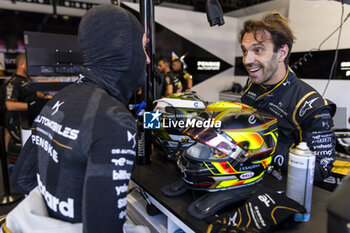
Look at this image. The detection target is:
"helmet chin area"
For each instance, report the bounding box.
[177,145,268,192]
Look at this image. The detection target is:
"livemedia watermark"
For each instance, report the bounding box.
[143,110,221,129]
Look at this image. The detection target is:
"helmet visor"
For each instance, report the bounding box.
[183,124,243,159]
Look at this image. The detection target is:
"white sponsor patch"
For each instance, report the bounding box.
[322,121,330,129]
[31,135,58,163]
[111,158,126,166]
[112,170,131,180]
[34,115,80,140]
[320,157,334,168]
[111,149,136,156]
[127,131,136,148]
[115,184,128,196]
[119,210,127,219]
[118,197,127,209]
[228,212,238,226]
[37,174,74,218]
[51,100,64,115]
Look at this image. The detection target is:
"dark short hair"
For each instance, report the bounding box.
[172,58,181,64]
[160,57,171,67]
[172,58,183,67]
[239,12,296,65]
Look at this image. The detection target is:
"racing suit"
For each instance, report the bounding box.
[11,5,147,233]
[12,78,137,232]
[5,74,37,104]
[174,69,192,91]
[163,71,182,96]
[241,68,336,182]
[5,73,39,164]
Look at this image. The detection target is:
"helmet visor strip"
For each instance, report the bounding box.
[183,126,243,160]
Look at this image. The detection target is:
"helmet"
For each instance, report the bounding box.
[152,92,206,160]
[177,101,278,192]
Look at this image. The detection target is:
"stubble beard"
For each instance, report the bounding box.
[249,53,279,85]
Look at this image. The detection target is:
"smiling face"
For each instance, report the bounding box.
[241,30,288,85]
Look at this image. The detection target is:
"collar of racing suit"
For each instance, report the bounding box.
[13,73,31,82]
[243,67,293,101]
[77,4,146,105]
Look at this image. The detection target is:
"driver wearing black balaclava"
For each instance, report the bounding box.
[11,4,148,233]
[78,4,146,104]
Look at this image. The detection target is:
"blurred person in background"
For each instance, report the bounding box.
[157,58,182,97]
[172,58,192,92]
[4,53,50,166]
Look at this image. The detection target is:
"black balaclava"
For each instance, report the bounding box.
[78,4,146,105]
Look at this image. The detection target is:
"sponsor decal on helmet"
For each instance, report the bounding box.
[239,172,255,180]
[238,164,260,171]
[248,115,256,124]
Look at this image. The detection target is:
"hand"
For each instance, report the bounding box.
[44,94,52,99]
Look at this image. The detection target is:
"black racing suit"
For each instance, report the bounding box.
[5,74,38,164]
[174,69,191,91]
[241,68,336,182]
[5,74,38,139]
[163,71,182,96]
[5,74,37,104]
[12,80,137,232]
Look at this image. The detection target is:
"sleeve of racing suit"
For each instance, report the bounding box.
[164,75,171,86]
[11,134,38,194]
[82,110,137,233]
[301,108,336,182]
[5,80,19,101]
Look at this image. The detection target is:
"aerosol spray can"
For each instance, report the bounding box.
[286,142,315,221]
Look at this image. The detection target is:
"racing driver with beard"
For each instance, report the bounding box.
[240,12,336,182]
[9,4,150,233]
